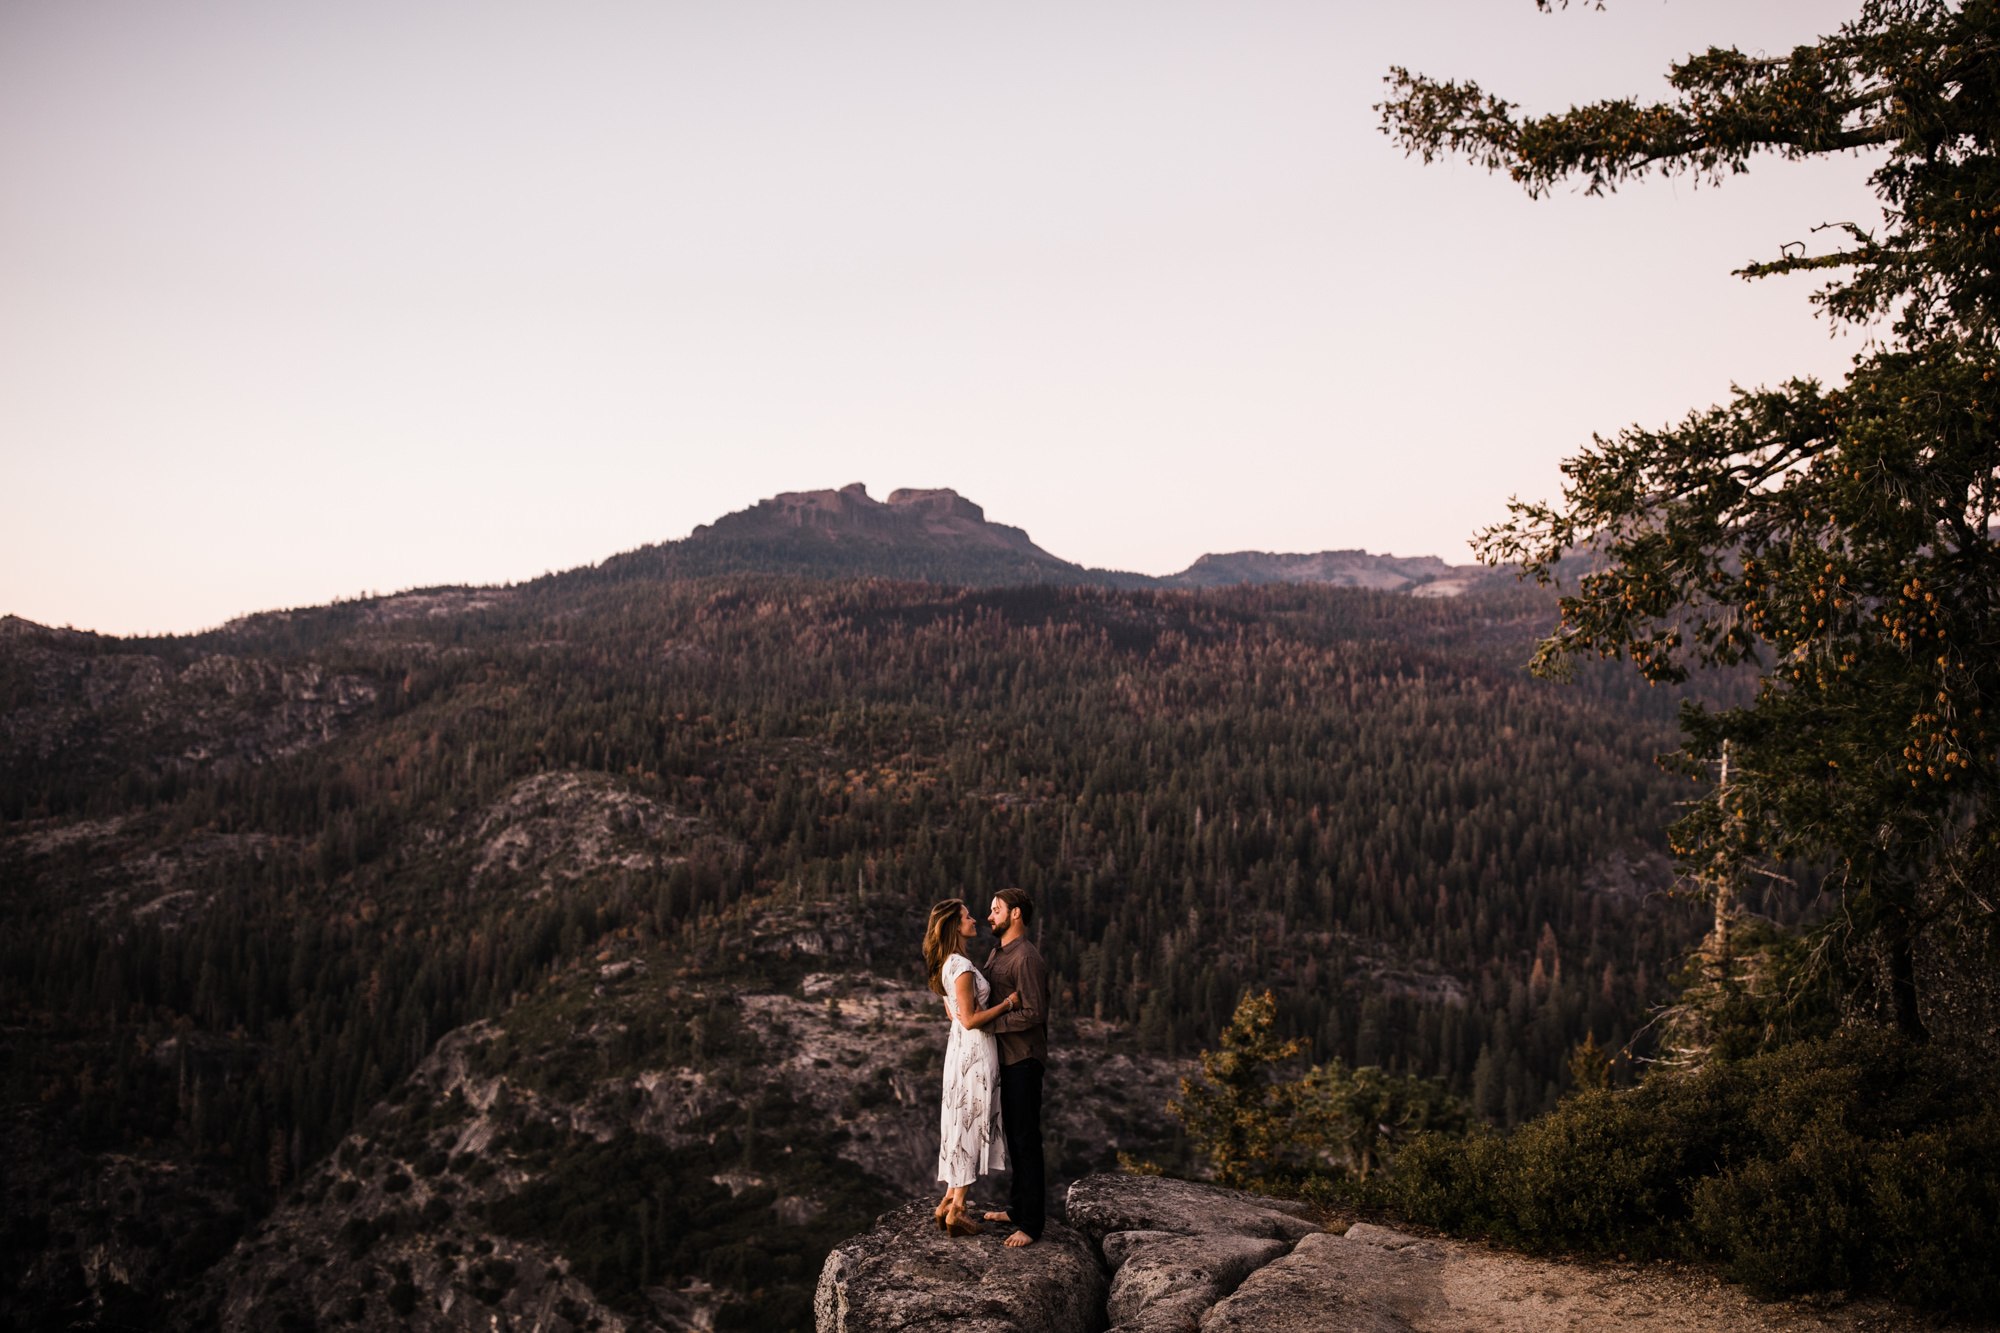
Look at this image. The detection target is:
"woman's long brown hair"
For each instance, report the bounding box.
[923,899,968,997]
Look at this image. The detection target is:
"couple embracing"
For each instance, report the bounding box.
[921,887,1048,1248]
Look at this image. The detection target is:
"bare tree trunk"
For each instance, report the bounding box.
[1887,909,1927,1042]
[1711,745,1737,970]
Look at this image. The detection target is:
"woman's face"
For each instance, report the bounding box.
[958,905,977,939]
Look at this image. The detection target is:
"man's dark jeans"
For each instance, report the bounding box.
[998,1057,1045,1239]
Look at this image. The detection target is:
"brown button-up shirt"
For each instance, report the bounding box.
[983,935,1050,1066]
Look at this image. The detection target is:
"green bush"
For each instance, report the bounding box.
[1690,1101,2000,1309]
[1394,1030,2000,1311]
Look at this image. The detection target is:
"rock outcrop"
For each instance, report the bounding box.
[1066,1173,1319,1246]
[463,770,728,896]
[1102,1231,1289,1332]
[814,1200,1106,1333]
[1199,1223,1444,1331]
[1067,1175,1318,1333]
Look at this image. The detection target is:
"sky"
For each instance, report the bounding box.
[1,0,1884,636]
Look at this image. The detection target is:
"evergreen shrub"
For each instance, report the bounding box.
[1175,990,1468,1191]
[1394,1030,2000,1310]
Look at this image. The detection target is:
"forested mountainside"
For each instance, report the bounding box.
[0,575,1801,1329]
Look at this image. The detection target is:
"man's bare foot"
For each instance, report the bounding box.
[1003,1230,1034,1248]
[983,1210,1012,1223]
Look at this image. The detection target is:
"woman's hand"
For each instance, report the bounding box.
[956,981,1020,1031]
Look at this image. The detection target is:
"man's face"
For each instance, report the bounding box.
[988,897,1013,936]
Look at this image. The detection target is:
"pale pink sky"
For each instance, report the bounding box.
[2,0,1877,635]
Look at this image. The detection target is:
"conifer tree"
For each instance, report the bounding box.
[1382,0,2000,1037]
[1169,991,1304,1186]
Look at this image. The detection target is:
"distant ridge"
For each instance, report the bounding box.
[0,614,102,645]
[1164,550,1486,597]
[9,485,1508,643]
[574,483,1499,596]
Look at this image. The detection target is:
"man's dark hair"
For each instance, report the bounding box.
[993,887,1034,927]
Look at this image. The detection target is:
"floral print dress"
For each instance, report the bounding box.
[936,952,1007,1188]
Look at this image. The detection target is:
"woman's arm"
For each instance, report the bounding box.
[952,973,1018,1030]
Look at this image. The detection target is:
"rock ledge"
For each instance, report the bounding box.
[814,1200,1106,1333]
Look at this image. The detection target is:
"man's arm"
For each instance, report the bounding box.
[989,946,1047,1033]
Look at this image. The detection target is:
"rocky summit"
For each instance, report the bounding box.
[584,482,1135,588]
[691,484,1059,562]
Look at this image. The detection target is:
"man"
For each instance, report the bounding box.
[980,887,1048,1248]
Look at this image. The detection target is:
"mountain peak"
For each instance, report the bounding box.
[688,483,1054,561]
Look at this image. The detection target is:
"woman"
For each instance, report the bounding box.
[922,898,1019,1235]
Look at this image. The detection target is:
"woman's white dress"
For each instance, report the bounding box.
[936,953,1007,1188]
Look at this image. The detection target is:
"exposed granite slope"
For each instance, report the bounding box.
[0,625,379,774]
[166,937,1189,1332]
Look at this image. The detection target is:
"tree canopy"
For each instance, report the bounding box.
[1380,0,2000,1039]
